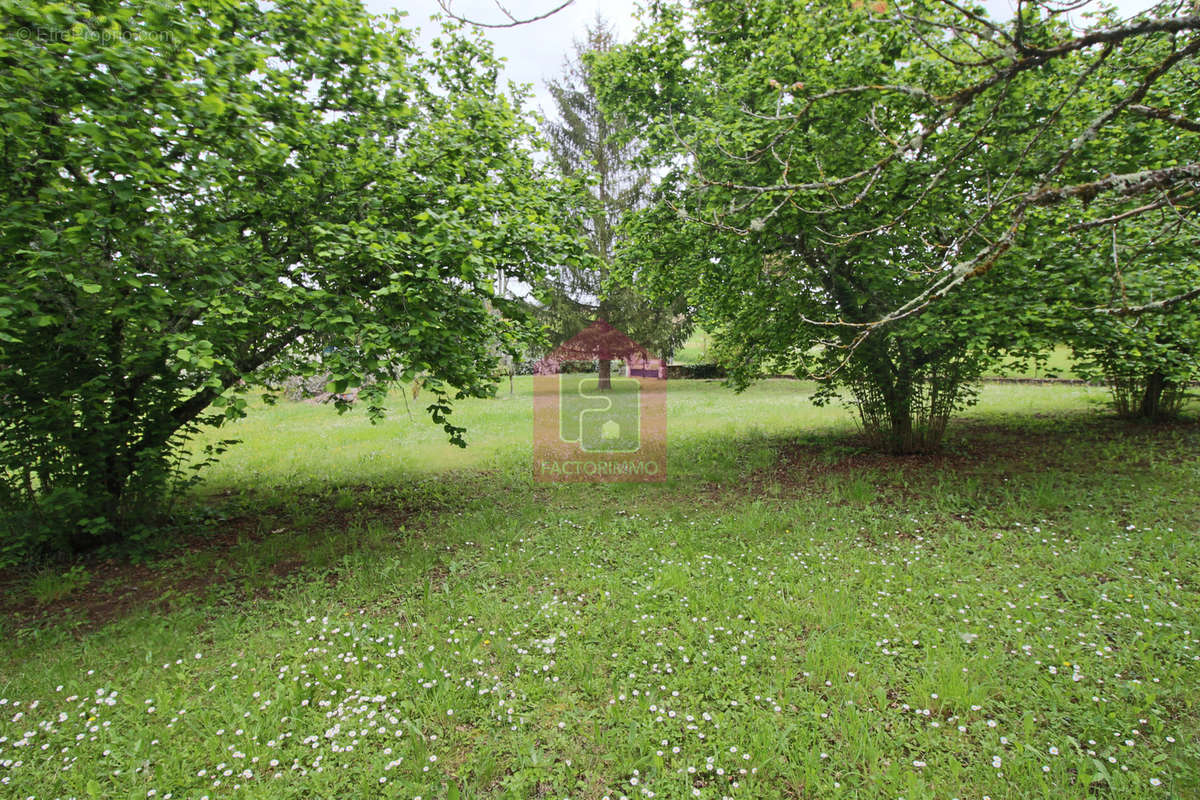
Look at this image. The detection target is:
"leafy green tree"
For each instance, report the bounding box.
[591,1,1036,452]
[538,17,690,390]
[1074,312,1199,419]
[0,0,578,559]
[592,1,1198,450]
[1017,19,1200,419]
[1040,217,1199,419]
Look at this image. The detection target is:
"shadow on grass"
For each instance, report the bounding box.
[711,410,1200,527]
[3,408,1196,634]
[0,470,513,633]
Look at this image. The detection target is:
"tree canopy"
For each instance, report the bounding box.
[596,0,1199,331]
[589,0,1198,449]
[0,0,578,556]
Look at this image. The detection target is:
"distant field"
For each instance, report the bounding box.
[673,332,1083,380]
[189,378,1111,492]
[2,379,1197,799]
[986,344,1081,380]
[672,328,714,364]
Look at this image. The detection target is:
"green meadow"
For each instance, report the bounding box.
[2,378,1198,799]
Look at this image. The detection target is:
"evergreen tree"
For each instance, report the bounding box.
[540,18,689,389]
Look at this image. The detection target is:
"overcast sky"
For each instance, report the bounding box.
[363,0,1164,122]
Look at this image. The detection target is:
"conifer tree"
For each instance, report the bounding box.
[540,18,689,389]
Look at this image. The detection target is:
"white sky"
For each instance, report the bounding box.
[364,0,642,119]
[365,0,1164,122]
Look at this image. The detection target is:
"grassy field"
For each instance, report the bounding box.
[1,379,1198,799]
[672,330,714,364]
[670,330,1081,380]
[187,378,1105,491]
[985,345,1080,380]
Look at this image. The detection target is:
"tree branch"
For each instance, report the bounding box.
[1094,286,1200,315]
[1026,163,1200,206]
[1128,103,1200,133]
[435,0,575,28]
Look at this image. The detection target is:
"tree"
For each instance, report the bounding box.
[1001,12,1200,419]
[607,1,1199,332]
[592,1,1046,452]
[1039,208,1200,419]
[592,0,1199,450]
[538,17,690,390]
[0,0,579,560]
[1073,310,1199,419]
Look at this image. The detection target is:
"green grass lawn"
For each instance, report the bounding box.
[673,329,714,364]
[986,345,1081,380]
[2,379,1198,799]
[672,331,1082,381]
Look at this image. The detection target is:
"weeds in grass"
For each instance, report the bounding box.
[27,564,91,605]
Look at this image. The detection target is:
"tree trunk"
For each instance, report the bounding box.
[598,358,612,391]
[1140,371,1166,419]
[888,402,915,454]
[849,336,961,454]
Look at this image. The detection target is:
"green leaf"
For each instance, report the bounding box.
[199,94,226,115]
